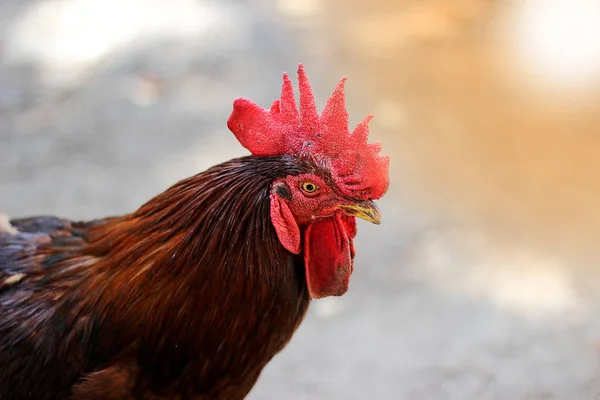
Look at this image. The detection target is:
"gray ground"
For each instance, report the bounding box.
[2,0,600,399]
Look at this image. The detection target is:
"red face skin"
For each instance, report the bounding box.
[273,173,342,225]
[270,172,361,299]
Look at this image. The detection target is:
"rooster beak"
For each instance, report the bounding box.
[339,200,381,225]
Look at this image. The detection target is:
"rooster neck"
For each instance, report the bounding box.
[72,155,312,396]
[120,154,312,295]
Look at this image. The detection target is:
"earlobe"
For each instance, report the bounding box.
[270,193,301,254]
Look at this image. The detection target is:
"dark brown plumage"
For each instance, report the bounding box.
[0,156,310,399]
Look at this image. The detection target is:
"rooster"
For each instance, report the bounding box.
[0,65,389,400]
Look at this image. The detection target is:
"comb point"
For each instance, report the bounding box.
[280,72,298,120]
[353,114,373,140]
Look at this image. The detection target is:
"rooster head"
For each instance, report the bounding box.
[227,64,389,299]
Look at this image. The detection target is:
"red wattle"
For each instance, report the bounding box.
[304,213,356,299]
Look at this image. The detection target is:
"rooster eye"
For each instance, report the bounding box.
[301,182,318,194]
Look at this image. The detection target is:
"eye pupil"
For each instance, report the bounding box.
[302,182,317,193]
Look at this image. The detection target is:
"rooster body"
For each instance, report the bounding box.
[0,66,389,399]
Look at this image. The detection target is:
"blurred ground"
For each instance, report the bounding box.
[2,0,600,398]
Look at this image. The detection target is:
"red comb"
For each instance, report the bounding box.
[227,64,389,200]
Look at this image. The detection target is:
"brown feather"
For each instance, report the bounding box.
[0,155,311,399]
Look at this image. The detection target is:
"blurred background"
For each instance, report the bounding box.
[2,0,600,398]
